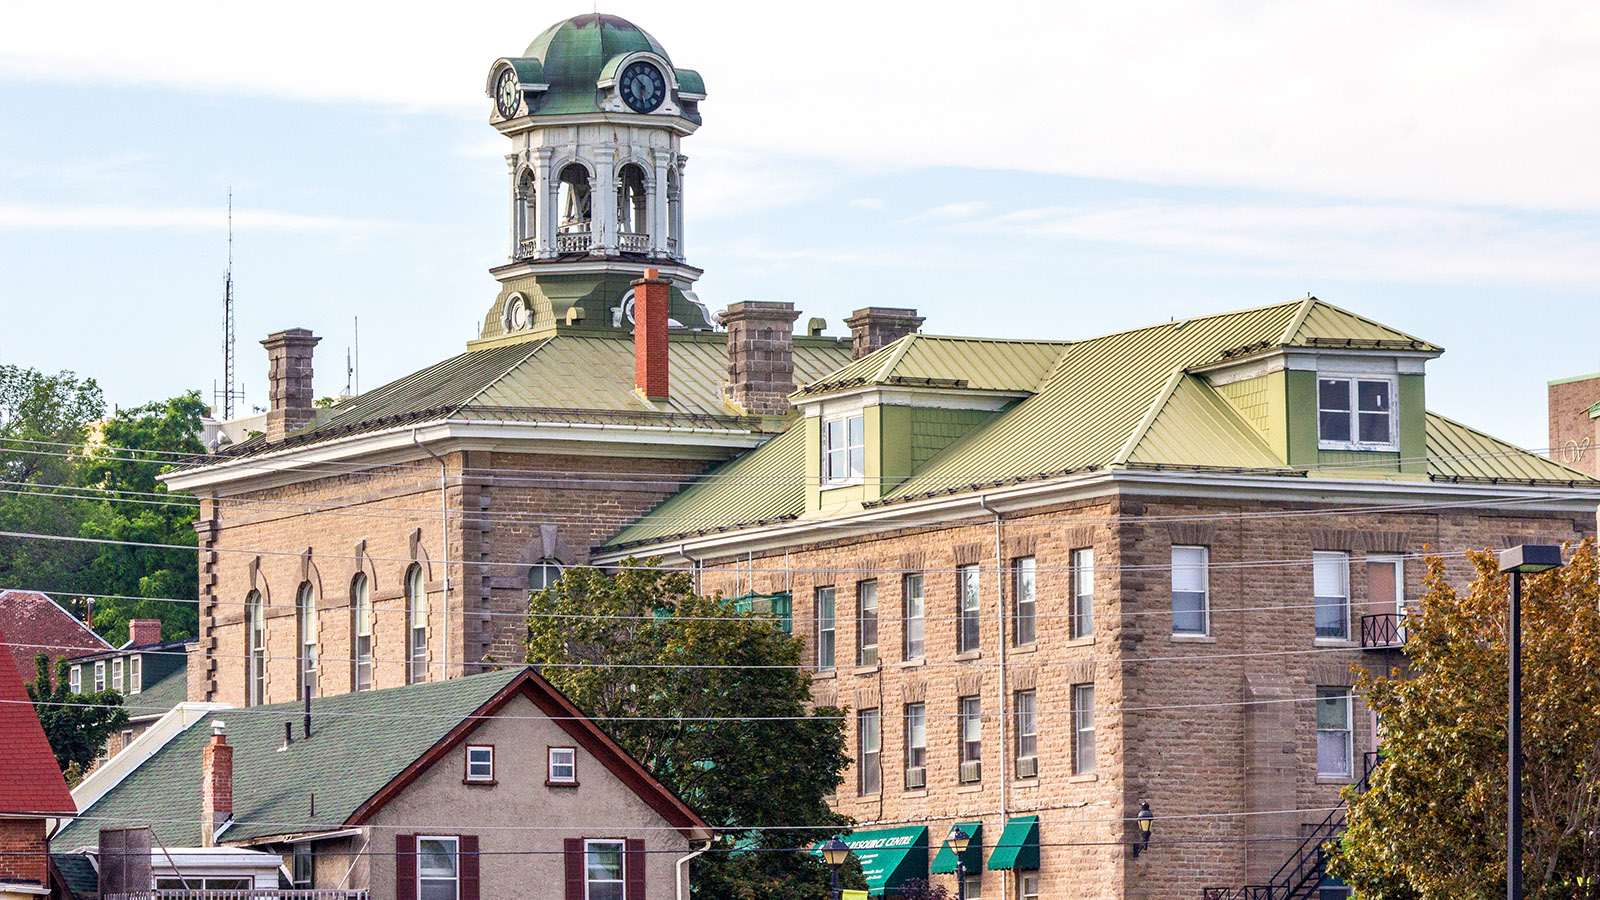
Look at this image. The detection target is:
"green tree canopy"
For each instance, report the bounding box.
[1330,540,1600,899]
[525,560,864,900]
[26,654,129,781]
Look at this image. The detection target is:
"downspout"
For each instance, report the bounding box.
[979,494,1009,900]
[413,431,451,682]
[676,839,712,900]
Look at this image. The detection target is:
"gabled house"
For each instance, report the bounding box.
[0,591,110,686]
[63,621,192,760]
[53,667,711,900]
[0,625,78,900]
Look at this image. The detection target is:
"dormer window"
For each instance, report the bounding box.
[822,414,865,486]
[1318,376,1396,450]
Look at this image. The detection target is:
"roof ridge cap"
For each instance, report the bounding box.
[1279,296,1318,345]
[1054,298,1306,350]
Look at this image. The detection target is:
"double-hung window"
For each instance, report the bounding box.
[94,661,105,692]
[903,574,925,660]
[957,564,981,653]
[585,841,626,900]
[128,655,141,694]
[417,837,459,900]
[1073,683,1096,773]
[112,658,123,692]
[407,565,427,684]
[1014,690,1038,777]
[857,580,878,666]
[904,703,927,787]
[1171,546,1209,635]
[1368,554,1407,644]
[352,575,372,692]
[1314,551,1351,640]
[465,745,494,783]
[1071,548,1095,640]
[816,587,836,670]
[1019,874,1040,900]
[1317,687,1353,777]
[858,709,881,795]
[548,747,577,784]
[246,590,265,706]
[69,665,81,694]
[298,581,318,698]
[1318,376,1397,449]
[959,695,982,782]
[292,843,314,890]
[1012,557,1036,646]
[821,414,865,485]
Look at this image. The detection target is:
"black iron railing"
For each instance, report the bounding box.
[1360,613,1404,648]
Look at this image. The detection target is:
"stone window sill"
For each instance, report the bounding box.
[1069,772,1099,783]
[954,650,983,662]
[853,664,881,677]
[1316,775,1354,785]
[1010,779,1040,790]
[955,783,984,794]
[857,792,882,801]
[897,658,926,669]
[1010,642,1039,655]
[1063,636,1095,648]
[901,789,928,799]
[1315,638,1359,649]
[813,670,837,680]
[1170,634,1217,643]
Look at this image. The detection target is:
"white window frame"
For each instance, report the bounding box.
[465,745,494,783]
[858,708,881,795]
[1019,873,1040,900]
[1317,375,1398,451]
[962,873,983,900]
[246,590,266,706]
[821,413,865,486]
[416,835,459,900]
[69,665,81,694]
[1314,551,1352,641]
[548,746,577,784]
[584,840,626,900]
[1012,557,1036,646]
[94,661,105,692]
[1073,683,1096,774]
[904,702,927,772]
[112,657,123,692]
[1316,687,1354,778]
[128,655,141,694]
[816,586,836,670]
[902,574,925,660]
[959,695,982,772]
[1367,554,1406,616]
[1171,546,1210,636]
[957,564,981,653]
[298,581,318,699]
[407,566,427,685]
[1071,548,1094,640]
[857,580,878,667]
[1014,689,1037,772]
[352,576,372,692]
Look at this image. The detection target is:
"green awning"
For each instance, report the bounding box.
[812,827,928,896]
[929,821,983,874]
[986,816,1040,871]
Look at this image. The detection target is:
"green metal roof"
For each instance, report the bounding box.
[1424,412,1589,483]
[985,816,1039,871]
[812,826,928,895]
[1118,373,1281,470]
[929,821,983,875]
[53,669,522,850]
[509,14,701,121]
[796,334,1068,398]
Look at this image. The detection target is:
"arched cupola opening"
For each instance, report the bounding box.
[557,164,593,253]
[616,163,650,251]
[515,169,537,259]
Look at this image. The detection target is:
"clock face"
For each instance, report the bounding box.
[494,69,520,118]
[619,61,666,114]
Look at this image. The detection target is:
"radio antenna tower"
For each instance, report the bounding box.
[215,190,245,419]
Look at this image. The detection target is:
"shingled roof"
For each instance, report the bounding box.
[0,590,110,685]
[0,625,76,817]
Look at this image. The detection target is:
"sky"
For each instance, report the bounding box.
[3,0,1600,450]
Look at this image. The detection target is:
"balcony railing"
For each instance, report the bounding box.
[555,229,591,253]
[108,891,367,900]
[1360,613,1405,649]
[616,231,650,253]
[516,237,538,259]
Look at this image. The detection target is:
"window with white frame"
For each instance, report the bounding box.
[291,843,314,890]
[465,745,494,783]
[1316,687,1353,777]
[1314,551,1351,640]
[69,665,81,694]
[821,414,865,485]
[417,836,459,900]
[1071,548,1095,640]
[407,565,427,684]
[529,559,564,591]
[902,574,925,660]
[1015,690,1037,774]
[858,708,881,795]
[298,581,318,698]
[246,589,266,705]
[1012,557,1036,646]
[1318,376,1396,449]
[129,655,141,694]
[1367,555,1405,617]
[816,586,836,670]
[1073,683,1096,773]
[957,564,981,653]
[585,840,626,900]
[1019,874,1040,900]
[112,657,123,692]
[959,695,982,781]
[352,574,372,692]
[94,660,105,692]
[548,746,577,784]
[963,874,982,899]
[904,703,926,783]
[1171,546,1209,635]
[857,580,878,666]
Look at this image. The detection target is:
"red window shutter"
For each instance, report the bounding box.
[625,839,646,900]
[459,835,480,900]
[396,835,417,900]
[564,838,584,900]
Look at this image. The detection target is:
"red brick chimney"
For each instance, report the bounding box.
[128,619,162,647]
[261,328,321,443]
[201,720,233,846]
[633,269,671,400]
[843,307,924,360]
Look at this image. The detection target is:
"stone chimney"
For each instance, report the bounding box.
[844,307,924,360]
[261,329,321,443]
[201,720,233,846]
[1549,374,1600,477]
[633,269,671,400]
[719,302,800,416]
[128,619,162,647]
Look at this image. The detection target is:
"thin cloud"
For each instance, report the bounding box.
[0,202,402,232]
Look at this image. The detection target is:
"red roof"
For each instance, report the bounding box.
[0,624,76,816]
[0,590,110,685]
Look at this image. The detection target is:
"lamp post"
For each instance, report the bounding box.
[1497,544,1563,900]
[820,838,851,900]
[1132,800,1154,858]
[946,826,971,900]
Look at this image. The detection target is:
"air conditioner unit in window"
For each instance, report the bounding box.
[1015,756,1038,778]
[905,767,926,790]
[959,760,982,783]
[858,647,878,667]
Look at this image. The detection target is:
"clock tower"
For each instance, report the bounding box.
[476,13,712,344]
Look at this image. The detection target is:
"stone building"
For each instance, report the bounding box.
[1547,371,1600,477]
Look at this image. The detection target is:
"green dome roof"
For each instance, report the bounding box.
[523,13,671,88]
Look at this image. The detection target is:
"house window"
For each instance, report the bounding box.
[549,747,577,784]
[1015,690,1038,777]
[112,658,123,692]
[1012,557,1036,646]
[128,655,141,694]
[94,661,105,692]
[529,559,564,591]
[957,564,981,653]
[585,841,626,900]
[407,565,427,684]
[1314,551,1351,640]
[1019,874,1040,900]
[1317,687,1353,777]
[298,581,318,698]
[417,836,459,900]
[292,843,315,889]
[963,874,982,900]
[959,695,982,782]
[1071,548,1095,640]
[1073,683,1096,774]
[1318,376,1396,449]
[352,574,372,692]
[1368,555,1405,617]
[246,589,265,706]
[1171,546,1209,635]
[816,586,836,670]
[858,708,881,795]
[902,574,925,660]
[857,580,878,666]
[69,665,81,693]
[821,414,865,485]
[158,879,251,891]
[119,729,133,753]
[465,745,494,783]
[904,703,926,787]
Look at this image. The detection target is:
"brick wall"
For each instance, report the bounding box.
[1548,376,1600,477]
[0,818,48,886]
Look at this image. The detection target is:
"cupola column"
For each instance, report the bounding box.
[533,147,554,257]
[651,148,672,256]
[506,154,520,260]
[672,155,687,260]
[592,146,617,256]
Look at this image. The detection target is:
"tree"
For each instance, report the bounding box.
[25,654,129,780]
[1329,540,1600,899]
[525,560,865,900]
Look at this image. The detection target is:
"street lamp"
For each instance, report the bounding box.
[820,837,851,900]
[945,826,972,900]
[1132,801,1154,857]
[1498,544,1563,900]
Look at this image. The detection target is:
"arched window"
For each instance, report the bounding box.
[351,573,372,692]
[406,565,427,684]
[617,163,649,236]
[529,559,564,592]
[516,170,537,257]
[557,165,592,234]
[245,590,265,706]
[297,581,317,699]
[666,164,682,257]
